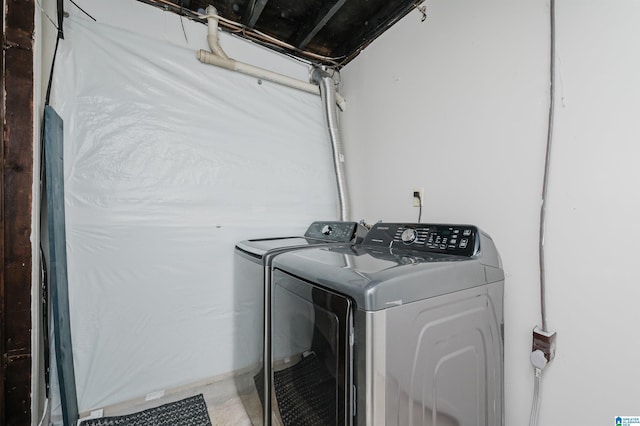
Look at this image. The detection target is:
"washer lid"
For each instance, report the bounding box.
[235,237,313,259]
[235,221,367,259]
[272,227,504,311]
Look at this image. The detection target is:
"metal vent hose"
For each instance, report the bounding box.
[311,68,350,221]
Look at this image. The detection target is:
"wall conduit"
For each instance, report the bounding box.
[530,0,557,424]
[196,6,346,111]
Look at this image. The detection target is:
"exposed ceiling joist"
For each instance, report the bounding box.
[245,0,269,28]
[135,0,425,68]
[295,0,347,50]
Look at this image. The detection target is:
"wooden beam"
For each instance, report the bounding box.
[2,0,35,424]
[295,0,347,51]
[245,0,269,28]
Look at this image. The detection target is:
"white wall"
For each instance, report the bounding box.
[544,0,640,422]
[341,0,640,424]
[35,0,640,422]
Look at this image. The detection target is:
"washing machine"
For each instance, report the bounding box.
[233,221,368,424]
[267,222,504,426]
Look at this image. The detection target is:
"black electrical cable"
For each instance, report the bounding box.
[38,0,65,400]
[44,36,60,108]
[40,244,50,396]
[41,26,62,197]
[69,0,97,21]
[56,0,64,38]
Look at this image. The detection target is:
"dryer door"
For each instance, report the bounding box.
[271,268,353,426]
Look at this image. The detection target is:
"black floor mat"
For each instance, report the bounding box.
[255,353,336,426]
[79,394,212,426]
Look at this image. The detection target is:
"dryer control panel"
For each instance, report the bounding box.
[304,221,367,243]
[363,223,479,257]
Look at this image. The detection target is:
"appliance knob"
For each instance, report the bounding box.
[401,228,417,244]
[322,225,333,235]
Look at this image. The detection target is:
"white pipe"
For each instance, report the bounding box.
[197,49,319,94]
[205,6,229,60]
[196,9,346,111]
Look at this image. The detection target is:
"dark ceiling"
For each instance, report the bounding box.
[137,0,425,67]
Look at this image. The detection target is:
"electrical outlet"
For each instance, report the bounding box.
[532,326,556,362]
[413,188,424,207]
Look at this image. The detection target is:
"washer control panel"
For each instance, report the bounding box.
[304,221,366,243]
[363,223,479,257]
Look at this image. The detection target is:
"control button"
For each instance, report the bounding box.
[435,236,442,244]
[463,229,472,237]
[439,244,446,249]
[453,229,460,234]
[401,228,418,244]
[460,238,468,249]
[448,244,456,249]
[450,239,457,244]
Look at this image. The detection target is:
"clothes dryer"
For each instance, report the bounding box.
[267,222,504,426]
